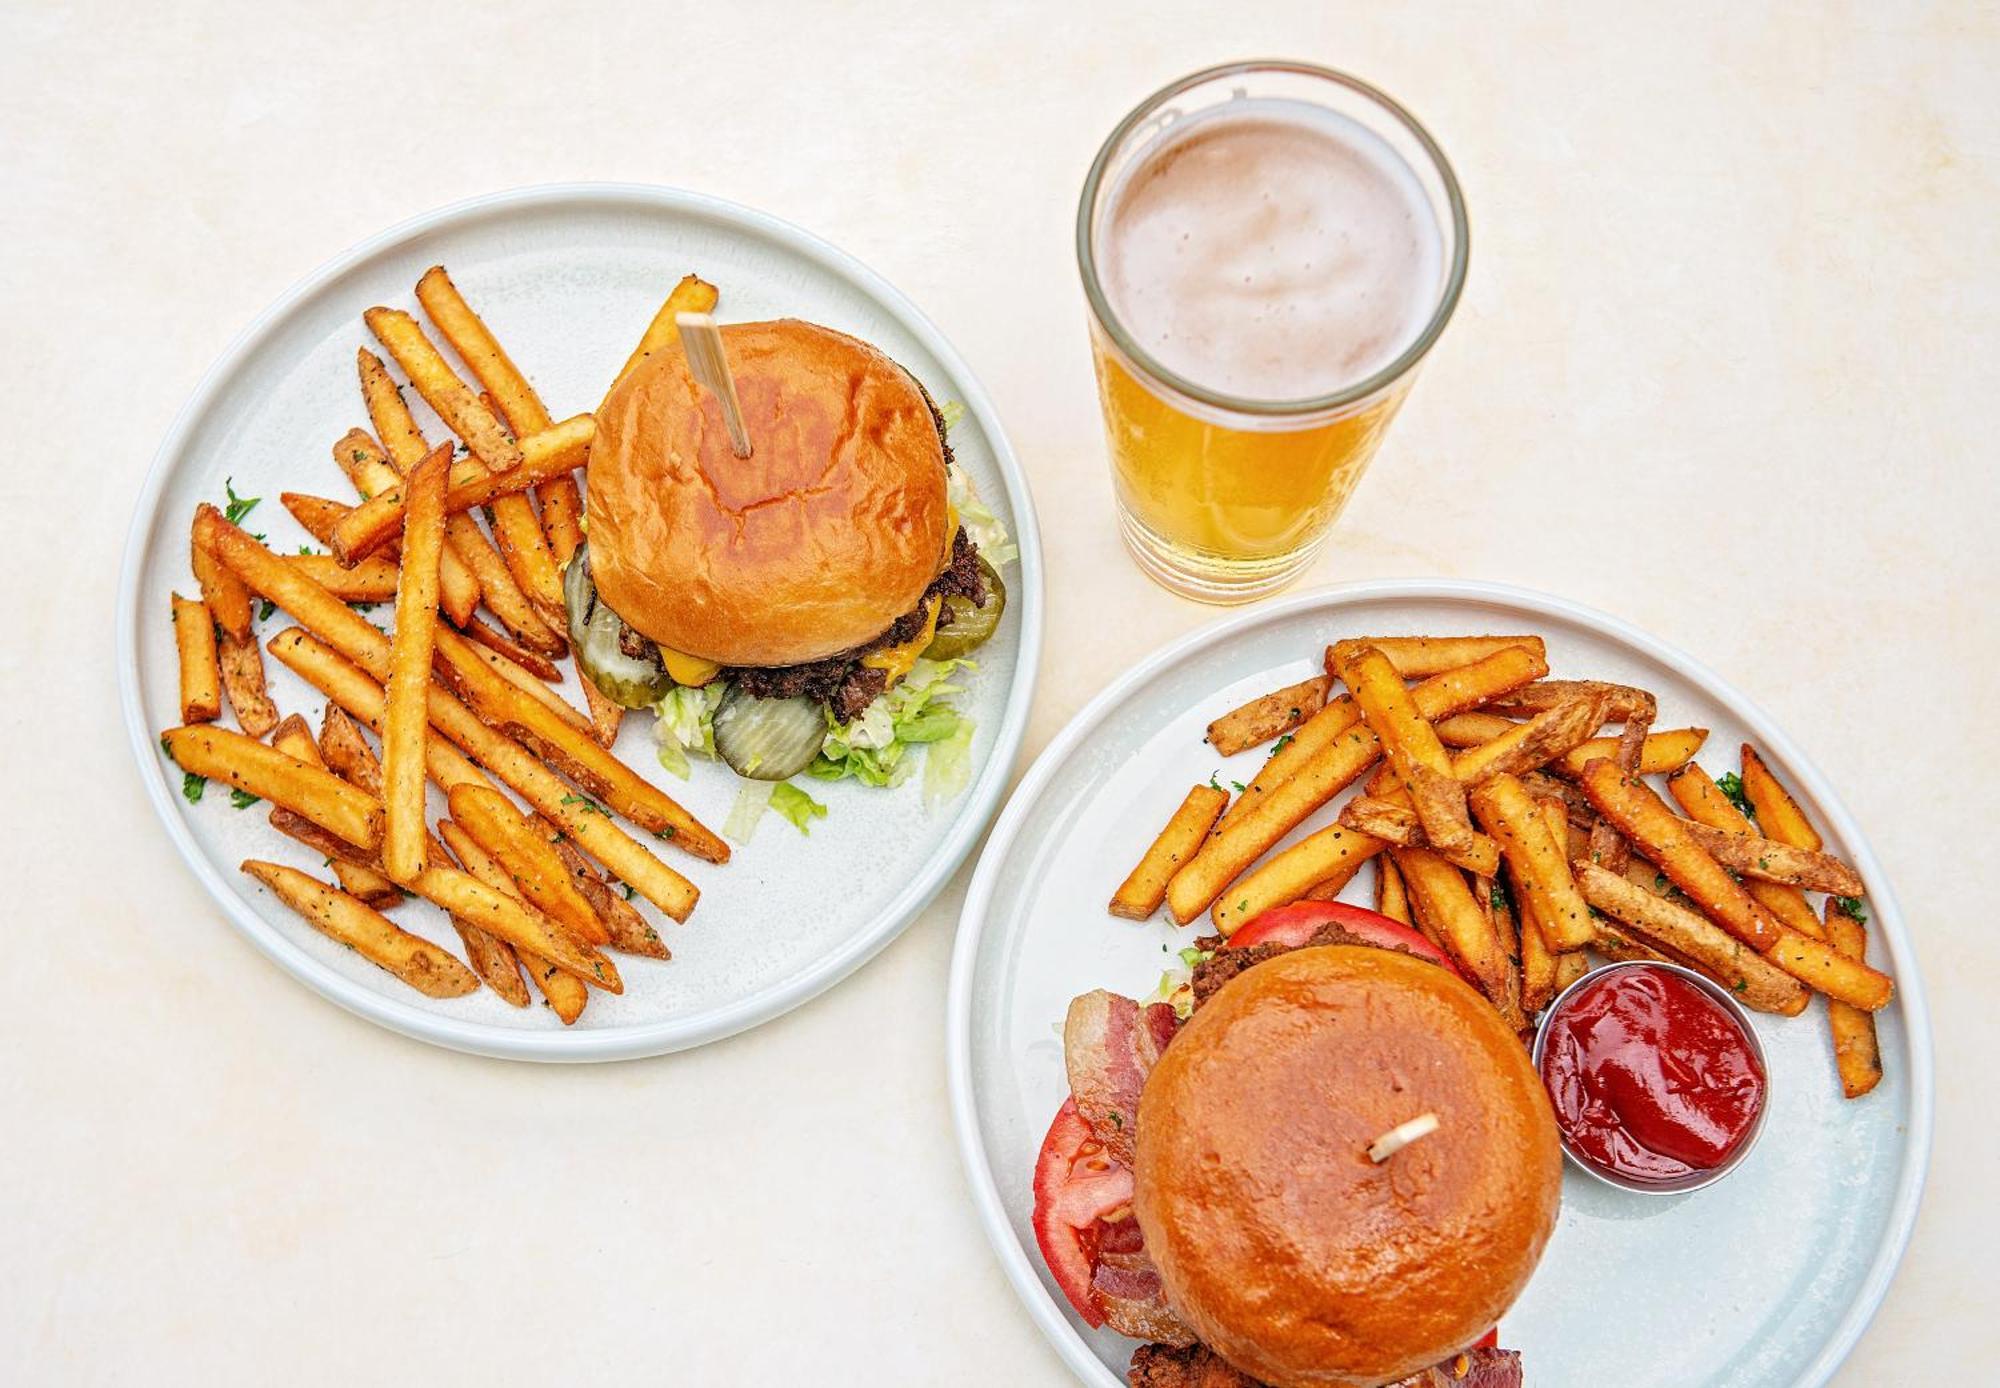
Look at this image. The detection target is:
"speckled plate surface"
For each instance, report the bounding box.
[949,580,1928,1387]
[118,184,1042,1061]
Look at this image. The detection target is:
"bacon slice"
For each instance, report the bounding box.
[1064,989,1162,1166]
[1094,1217,1197,1347]
[1128,1343,1523,1388]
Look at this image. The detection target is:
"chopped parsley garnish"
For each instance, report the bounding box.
[560,794,605,815]
[1230,780,1246,793]
[1272,733,1294,754]
[1834,896,1868,924]
[181,772,206,803]
[1207,771,1223,791]
[1715,772,1752,816]
[1489,879,1512,914]
[620,883,636,901]
[257,599,276,622]
[222,477,261,525]
[229,788,262,810]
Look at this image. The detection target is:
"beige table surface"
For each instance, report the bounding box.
[4,1,1995,1381]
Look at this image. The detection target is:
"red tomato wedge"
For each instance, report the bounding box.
[1226,900,1468,983]
[1031,1098,1134,1327]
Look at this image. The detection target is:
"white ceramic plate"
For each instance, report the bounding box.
[949,580,1930,1387]
[118,183,1042,1061]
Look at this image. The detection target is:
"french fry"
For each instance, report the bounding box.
[163,724,381,849]
[434,627,727,863]
[1210,825,1385,934]
[1678,819,1864,896]
[1487,679,1655,722]
[459,641,594,738]
[577,677,624,748]
[1516,798,1568,1015]
[1432,711,1518,749]
[1469,773,1595,951]
[329,415,594,566]
[1586,694,1655,875]
[460,613,564,682]
[548,834,670,960]
[1575,863,1811,1016]
[1557,727,1708,779]
[438,820,586,1024]
[364,307,523,471]
[408,864,619,992]
[283,492,387,555]
[1220,645,1547,831]
[190,513,254,639]
[328,431,482,627]
[1394,846,1517,1018]
[615,273,721,385]
[214,514,699,919]
[268,714,404,908]
[1740,744,1824,850]
[1552,949,1592,993]
[1448,692,1612,786]
[1575,758,1779,952]
[1487,884,1524,1024]
[1167,722,1381,923]
[1374,855,1412,925]
[381,446,449,884]
[1324,635,1546,680]
[1205,675,1331,757]
[241,861,477,998]
[1824,899,1883,1098]
[1338,795,1421,845]
[285,553,400,603]
[1332,644,1481,862]
[1667,765,1827,944]
[171,593,222,723]
[447,783,609,946]
[1110,784,1229,919]
[216,629,278,738]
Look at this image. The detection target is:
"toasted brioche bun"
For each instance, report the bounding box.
[586,318,951,667]
[1133,946,1562,1388]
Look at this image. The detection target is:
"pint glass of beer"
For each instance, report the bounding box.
[1078,62,1468,602]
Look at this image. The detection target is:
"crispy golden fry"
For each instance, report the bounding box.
[1740,744,1823,850]
[577,676,624,748]
[1487,885,1524,1023]
[1333,644,1483,862]
[437,821,585,1024]
[1516,798,1570,1015]
[1556,727,1708,779]
[1395,846,1518,1019]
[380,446,449,883]
[548,834,670,960]
[409,863,619,992]
[1586,695,1655,875]
[1469,773,1594,951]
[1678,820,1865,896]
[267,714,316,763]
[1324,635,1547,680]
[1824,899,1883,1098]
[1432,711,1518,749]
[190,511,254,639]
[615,274,720,385]
[268,715,403,907]
[1575,758,1779,952]
[1110,784,1229,919]
[216,629,278,738]
[1206,675,1331,758]
[221,518,701,919]
[1666,765,1825,942]
[415,267,552,435]
[1167,723,1381,923]
[171,593,222,723]
[1487,679,1655,722]
[1575,863,1811,1016]
[1374,854,1412,925]
[164,724,381,848]
[316,704,383,793]
[1449,692,1612,786]
[434,626,726,863]
[242,860,476,998]
[329,431,483,627]
[460,641,594,737]
[1338,795,1420,845]
[329,416,593,566]
[460,614,564,682]
[1221,646,1547,832]
[286,553,400,603]
[1553,949,1592,993]
[355,349,429,467]
[447,783,609,946]
[1210,825,1385,934]
[283,492,381,552]
[364,307,524,471]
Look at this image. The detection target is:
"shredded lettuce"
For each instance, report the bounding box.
[1142,945,1214,1020]
[939,399,966,431]
[811,657,976,793]
[651,682,725,779]
[947,464,1017,568]
[721,780,772,843]
[770,782,827,833]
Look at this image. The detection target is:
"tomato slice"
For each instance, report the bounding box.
[1225,900,1467,982]
[1031,1099,1134,1327]
[1473,1327,1500,1349]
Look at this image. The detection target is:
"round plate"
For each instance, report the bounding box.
[118,183,1042,1061]
[948,580,1929,1387]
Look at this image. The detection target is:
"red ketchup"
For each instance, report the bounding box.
[1539,966,1765,1183]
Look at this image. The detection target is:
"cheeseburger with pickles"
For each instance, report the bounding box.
[567,318,1009,794]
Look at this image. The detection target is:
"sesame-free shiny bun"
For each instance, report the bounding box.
[1133,946,1562,1388]
[586,319,951,667]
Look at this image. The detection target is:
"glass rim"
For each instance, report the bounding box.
[1075,59,1470,418]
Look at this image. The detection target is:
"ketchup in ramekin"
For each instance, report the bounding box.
[1535,962,1767,1191]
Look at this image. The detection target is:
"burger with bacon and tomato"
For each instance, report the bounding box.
[1034,902,1564,1388]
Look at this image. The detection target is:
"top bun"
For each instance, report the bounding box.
[586,318,951,667]
[1133,946,1562,1388]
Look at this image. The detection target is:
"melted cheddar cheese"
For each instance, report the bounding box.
[861,596,943,687]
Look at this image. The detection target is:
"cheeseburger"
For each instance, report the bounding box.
[1035,904,1562,1388]
[569,318,1006,784]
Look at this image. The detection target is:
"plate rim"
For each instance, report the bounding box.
[116,180,1045,1062]
[946,576,1932,1388]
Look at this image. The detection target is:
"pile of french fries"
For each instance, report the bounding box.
[1109,635,1890,1099]
[162,266,729,1024]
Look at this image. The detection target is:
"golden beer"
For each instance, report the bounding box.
[1078,63,1467,602]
